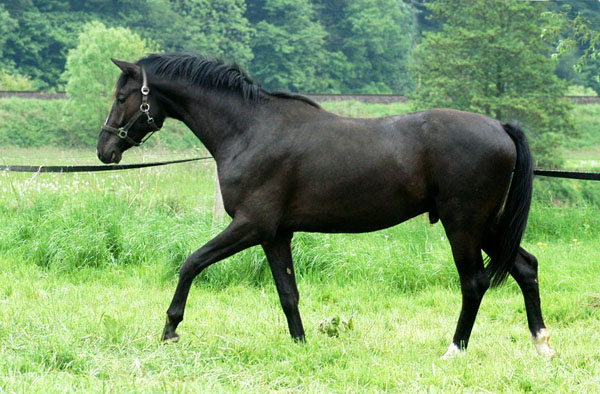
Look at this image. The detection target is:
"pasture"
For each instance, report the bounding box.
[0,102,599,392]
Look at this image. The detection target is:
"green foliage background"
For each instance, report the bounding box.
[0,0,599,167]
[0,0,417,94]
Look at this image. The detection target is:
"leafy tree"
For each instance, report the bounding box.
[567,12,600,95]
[401,0,441,45]
[553,0,600,29]
[0,4,18,71]
[167,0,254,66]
[551,1,600,94]
[1,1,87,89]
[411,0,574,167]
[314,0,413,93]
[2,0,257,89]
[62,21,156,145]
[246,0,338,92]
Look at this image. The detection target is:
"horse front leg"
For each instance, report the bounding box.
[162,217,262,343]
[262,232,305,341]
[510,247,555,358]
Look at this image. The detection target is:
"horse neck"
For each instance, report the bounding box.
[154,82,256,160]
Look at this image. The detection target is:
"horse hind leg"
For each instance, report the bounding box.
[441,221,490,359]
[510,247,555,358]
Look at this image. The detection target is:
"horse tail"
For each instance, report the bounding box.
[486,123,534,287]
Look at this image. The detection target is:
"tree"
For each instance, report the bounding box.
[167,0,254,66]
[567,12,600,95]
[62,21,156,145]
[1,1,87,89]
[314,0,413,93]
[411,0,574,167]
[246,0,338,92]
[0,4,18,71]
[551,1,600,94]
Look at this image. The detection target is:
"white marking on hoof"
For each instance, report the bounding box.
[441,343,464,360]
[532,328,555,358]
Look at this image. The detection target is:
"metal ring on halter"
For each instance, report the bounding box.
[140,102,150,112]
[141,86,150,95]
[118,129,128,139]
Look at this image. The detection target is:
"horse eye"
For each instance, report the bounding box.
[117,96,126,104]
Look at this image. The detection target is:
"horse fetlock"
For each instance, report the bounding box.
[532,328,555,358]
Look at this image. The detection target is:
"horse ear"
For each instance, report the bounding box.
[111,58,141,80]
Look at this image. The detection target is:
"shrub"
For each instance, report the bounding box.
[0,69,36,91]
[0,98,71,147]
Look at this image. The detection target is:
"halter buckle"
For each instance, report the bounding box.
[118,128,128,139]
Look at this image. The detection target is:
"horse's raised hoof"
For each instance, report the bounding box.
[441,343,464,360]
[532,328,555,359]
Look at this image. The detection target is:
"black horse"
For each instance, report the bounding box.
[97,53,554,358]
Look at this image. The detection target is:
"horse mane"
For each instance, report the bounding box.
[132,53,320,108]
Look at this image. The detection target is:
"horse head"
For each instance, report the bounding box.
[97,58,164,164]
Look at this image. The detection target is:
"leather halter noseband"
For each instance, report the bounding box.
[101,67,161,146]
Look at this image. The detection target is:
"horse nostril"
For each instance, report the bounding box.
[111,152,116,162]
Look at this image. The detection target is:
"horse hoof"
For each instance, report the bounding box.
[162,331,180,344]
[163,334,179,344]
[532,328,555,358]
[441,343,464,360]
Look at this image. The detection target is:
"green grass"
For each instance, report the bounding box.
[1,240,599,392]
[0,100,599,392]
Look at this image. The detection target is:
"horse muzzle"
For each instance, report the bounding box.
[97,147,122,164]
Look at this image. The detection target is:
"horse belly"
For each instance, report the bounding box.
[283,174,428,233]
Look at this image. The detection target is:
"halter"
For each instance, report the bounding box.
[101,67,161,146]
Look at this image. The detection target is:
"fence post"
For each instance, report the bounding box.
[212,165,226,222]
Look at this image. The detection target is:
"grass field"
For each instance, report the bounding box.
[0,102,599,392]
